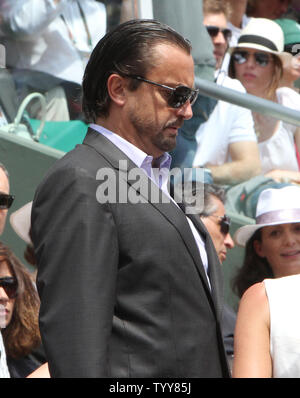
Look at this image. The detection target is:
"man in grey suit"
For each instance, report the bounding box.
[31,19,230,378]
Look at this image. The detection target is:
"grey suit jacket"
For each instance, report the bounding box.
[32,128,230,378]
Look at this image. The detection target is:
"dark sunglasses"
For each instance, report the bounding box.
[127,75,199,109]
[284,43,300,56]
[232,50,272,67]
[206,25,232,41]
[210,214,231,235]
[0,277,18,299]
[0,194,14,209]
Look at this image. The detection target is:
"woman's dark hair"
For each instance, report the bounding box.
[245,0,257,16]
[1,242,41,358]
[232,229,274,298]
[82,19,192,122]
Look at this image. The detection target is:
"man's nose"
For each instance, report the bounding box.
[213,31,226,45]
[0,286,9,301]
[175,100,193,120]
[225,233,235,249]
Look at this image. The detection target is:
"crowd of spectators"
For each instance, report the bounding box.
[0,163,45,378]
[0,0,107,121]
[191,0,260,186]
[1,0,300,379]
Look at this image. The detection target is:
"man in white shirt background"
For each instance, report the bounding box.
[192,0,261,186]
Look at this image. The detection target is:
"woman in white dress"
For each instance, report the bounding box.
[233,185,300,377]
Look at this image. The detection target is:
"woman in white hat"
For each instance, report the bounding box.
[228,18,300,185]
[232,185,300,377]
[233,185,300,295]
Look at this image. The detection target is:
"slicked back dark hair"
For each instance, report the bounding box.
[82,19,192,122]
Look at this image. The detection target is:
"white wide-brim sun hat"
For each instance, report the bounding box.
[234,186,300,247]
[9,201,32,245]
[229,17,292,66]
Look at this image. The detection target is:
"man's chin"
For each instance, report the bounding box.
[160,137,177,152]
[219,253,226,263]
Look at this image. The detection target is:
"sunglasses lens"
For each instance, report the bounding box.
[233,51,270,67]
[0,277,18,299]
[255,53,270,67]
[0,194,14,209]
[206,26,219,38]
[189,89,199,106]
[170,86,197,108]
[220,216,231,235]
[223,29,232,41]
[232,51,247,64]
[206,26,231,41]
[220,222,229,235]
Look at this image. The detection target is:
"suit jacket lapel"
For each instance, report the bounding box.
[185,212,224,319]
[120,162,214,299]
[149,190,213,295]
[82,128,219,311]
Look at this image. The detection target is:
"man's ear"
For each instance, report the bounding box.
[107,74,127,107]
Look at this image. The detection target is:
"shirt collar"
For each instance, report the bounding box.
[89,123,172,175]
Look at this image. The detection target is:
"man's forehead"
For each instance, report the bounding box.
[149,43,194,82]
[152,41,191,56]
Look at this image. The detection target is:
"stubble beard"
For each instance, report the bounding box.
[128,110,181,154]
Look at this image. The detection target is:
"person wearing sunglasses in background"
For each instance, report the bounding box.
[232,185,300,377]
[183,182,236,372]
[0,241,46,377]
[221,0,293,72]
[0,163,14,236]
[228,18,300,185]
[31,19,230,378]
[192,0,260,186]
[6,201,49,379]
[0,162,13,378]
